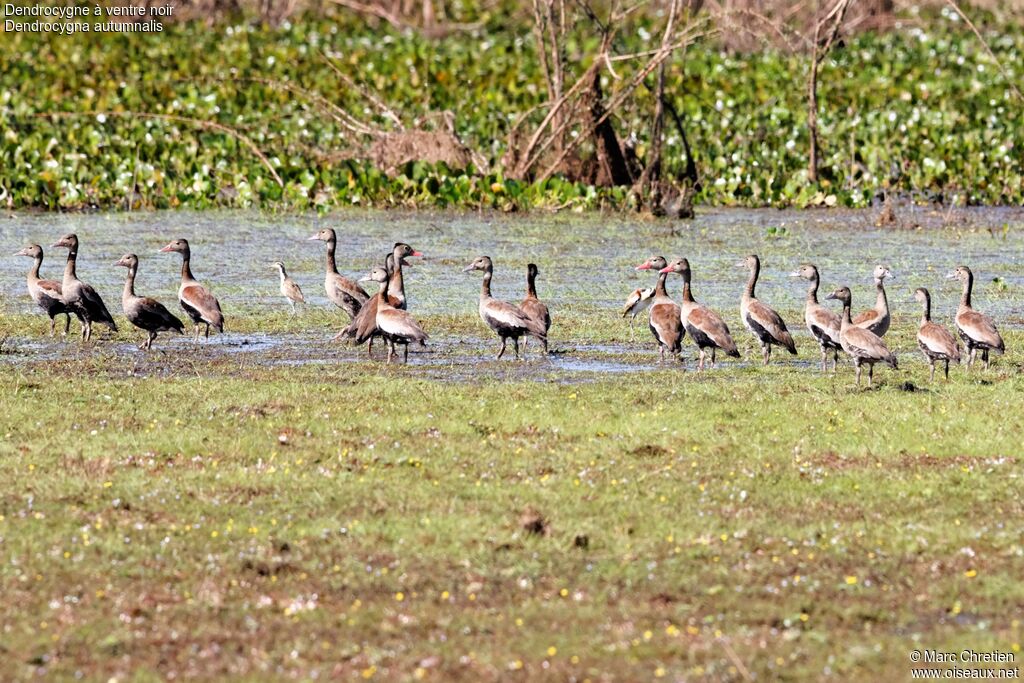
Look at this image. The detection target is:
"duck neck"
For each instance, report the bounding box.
[806,272,819,304]
[390,249,405,301]
[276,266,287,284]
[180,250,195,282]
[123,265,137,300]
[874,278,888,311]
[527,270,538,298]
[481,266,493,299]
[379,271,391,306]
[325,238,338,275]
[28,254,42,281]
[920,294,931,324]
[682,270,695,303]
[960,273,973,308]
[842,301,853,325]
[744,262,759,300]
[63,246,78,281]
[654,271,668,298]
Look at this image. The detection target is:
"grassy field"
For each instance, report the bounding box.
[0,306,1021,681]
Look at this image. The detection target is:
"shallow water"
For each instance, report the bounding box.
[2,206,1022,378]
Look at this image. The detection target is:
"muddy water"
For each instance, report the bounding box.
[2,207,1022,379]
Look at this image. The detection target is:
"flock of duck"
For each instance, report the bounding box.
[12,229,1008,383]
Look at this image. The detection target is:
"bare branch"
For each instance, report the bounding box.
[944,0,1023,102]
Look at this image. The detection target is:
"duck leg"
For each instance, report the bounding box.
[761,343,770,366]
[854,359,863,386]
[819,346,827,373]
[697,348,705,371]
[204,323,211,339]
[982,349,990,370]
[710,347,717,369]
[497,338,508,360]
[943,358,950,380]
[628,317,636,341]
[868,363,874,387]
[49,317,56,337]
[928,359,936,383]
[367,336,375,359]
[386,341,395,364]
[403,343,409,363]
[833,348,839,372]
[513,337,522,361]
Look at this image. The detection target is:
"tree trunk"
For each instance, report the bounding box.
[590,69,633,187]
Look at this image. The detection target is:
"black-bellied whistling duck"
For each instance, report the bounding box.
[115,254,185,350]
[790,263,841,372]
[520,263,551,354]
[363,265,428,364]
[308,228,368,320]
[159,238,224,341]
[464,256,547,360]
[948,265,1005,369]
[659,258,739,370]
[853,264,893,336]
[349,243,422,355]
[622,287,655,339]
[914,287,961,381]
[737,254,796,365]
[272,261,305,313]
[635,256,682,363]
[15,244,74,336]
[51,233,117,342]
[825,286,897,386]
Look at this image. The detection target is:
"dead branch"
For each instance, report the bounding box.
[807,0,853,183]
[320,51,406,129]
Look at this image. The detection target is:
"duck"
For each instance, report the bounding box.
[520,263,551,354]
[737,254,797,365]
[15,244,74,336]
[913,287,961,381]
[349,243,422,356]
[272,261,305,313]
[363,265,428,364]
[160,238,224,341]
[464,256,547,360]
[635,256,682,363]
[825,286,897,386]
[659,258,739,370]
[51,233,118,342]
[790,263,842,372]
[948,265,1005,369]
[308,228,369,320]
[853,264,894,337]
[115,254,185,350]
[621,287,655,339]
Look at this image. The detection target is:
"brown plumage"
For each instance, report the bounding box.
[852,264,893,337]
[914,287,961,381]
[520,263,551,354]
[660,257,738,370]
[349,243,422,356]
[116,254,185,350]
[635,256,682,363]
[308,228,369,320]
[737,254,796,365]
[160,238,224,341]
[948,265,1005,369]
[363,265,428,364]
[826,286,897,387]
[272,261,305,313]
[51,233,118,342]
[464,256,547,360]
[15,244,75,336]
[791,263,841,372]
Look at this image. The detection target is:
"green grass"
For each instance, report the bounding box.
[0,313,1022,680]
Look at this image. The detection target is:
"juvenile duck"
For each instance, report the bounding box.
[948,265,1005,369]
[790,264,842,372]
[51,233,117,342]
[826,286,897,386]
[853,264,894,337]
[737,254,797,365]
[913,287,961,381]
[272,261,305,313]
[15,244,74,336]
[464,256,547,360]
[116,254,185,350]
